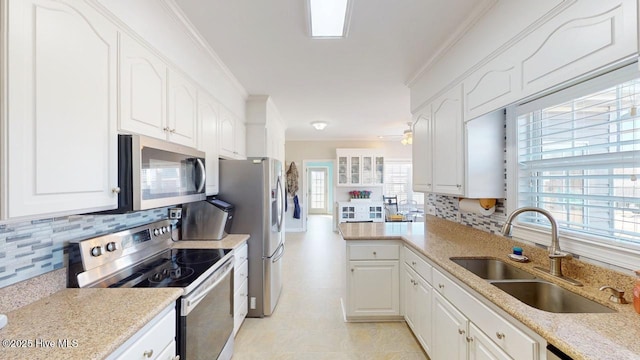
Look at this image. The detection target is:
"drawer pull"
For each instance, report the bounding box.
[143,349,154,358]
[373,251,377,255]
[496,332,505,340]
[458,329,465,335]
[351,268,354,272]
[438,284,444,289]
[466,336,474,343]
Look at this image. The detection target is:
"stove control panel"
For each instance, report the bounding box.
[75,220,173,271]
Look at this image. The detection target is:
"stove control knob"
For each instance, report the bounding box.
[164,226,170,233]
[160,227,166,234]
[90,246,103,257]
[105,242,118,252]
[154,228,160,236]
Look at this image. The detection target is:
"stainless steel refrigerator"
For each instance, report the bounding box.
[219,158,285,317]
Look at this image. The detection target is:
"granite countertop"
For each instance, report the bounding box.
[172,233,249,250]
[0,288,182,360]
[339,217,640,360]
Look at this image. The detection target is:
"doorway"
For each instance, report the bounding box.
[308,168,329,214]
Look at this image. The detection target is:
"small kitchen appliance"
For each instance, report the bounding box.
[181,198,235,240]
[68,220,234,360]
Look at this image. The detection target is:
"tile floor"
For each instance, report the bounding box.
[233,215,429,359]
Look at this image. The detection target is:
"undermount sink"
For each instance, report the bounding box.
[492,281,616,313]
[450,257,537,280]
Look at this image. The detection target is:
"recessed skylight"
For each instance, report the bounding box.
[308,0,351,38]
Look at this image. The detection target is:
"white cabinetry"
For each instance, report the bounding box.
[166,69,198,148]
[431,85,464,196]
[108,305,176,360]
[403,265,433,354]
[233,242,248,336]
[245,95,286,163]
[3,0,119,219]
[432,291,469,360]
[345,242,401,320]
[219,108,246,159]
[337,202,384,223]
[336,149,384,186]
[120,36,197,148]
[197,91,220,195]
[412,113,432,192]
[469,323,512,360]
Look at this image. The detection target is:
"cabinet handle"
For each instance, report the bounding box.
[163,127,171,132]
[438,284,444,289]
[351,268,354,272]
[458,329,465,335]
[111,187,121,194]
[496,332,505,340]
[373,251,377,255]
[466,336,474,343]
[170,128,176,133]
[412,261,417,266]
[143,349,154,358]
[456,184,462,188]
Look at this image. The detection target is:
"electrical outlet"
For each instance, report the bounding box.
[169,208,182,219]
[426,205,436,216]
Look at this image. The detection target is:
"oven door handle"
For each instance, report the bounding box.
[182,260,233,316]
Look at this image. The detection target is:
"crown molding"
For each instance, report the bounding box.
[406,0,498,87]
[159,0,248,98]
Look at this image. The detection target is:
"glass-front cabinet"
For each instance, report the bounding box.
[336,149,384,187]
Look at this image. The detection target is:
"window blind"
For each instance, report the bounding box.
[517,76,640,244]
[383,160,424,205]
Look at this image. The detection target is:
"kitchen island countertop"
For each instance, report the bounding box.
[340,217,640,360]
[0,288,182,360]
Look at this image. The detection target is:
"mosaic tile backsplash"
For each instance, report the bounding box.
[0,207,171,289]
[426,193,506,234]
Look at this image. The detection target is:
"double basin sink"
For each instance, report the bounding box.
[450,257,615,313]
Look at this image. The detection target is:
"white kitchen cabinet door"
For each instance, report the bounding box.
[4,0,119,219]
[347,260,400,318]
[432,85,464,196]
[404,265,433,355]
[468,323,511,360]
[235,119,246,159]
[432,291,468,360]
[119,33,167,140]
[218,108,245,159]
[412,112,432,192]
[167,69,198,148]
[403,266,418,331]
[197,91,220,195]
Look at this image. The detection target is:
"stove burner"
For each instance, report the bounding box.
[176,250,222,265]
[149,266,195,283]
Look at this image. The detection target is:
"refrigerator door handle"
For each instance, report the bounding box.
[276,176,284,231]
[267,242,285,263]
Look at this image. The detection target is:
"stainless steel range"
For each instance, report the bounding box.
[68,220,234,360]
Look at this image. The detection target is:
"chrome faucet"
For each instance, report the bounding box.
[502,207,582,286]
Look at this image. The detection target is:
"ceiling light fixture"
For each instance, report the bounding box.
[311,121,328,130]
[400,122,413,145]
[307,0,352,38]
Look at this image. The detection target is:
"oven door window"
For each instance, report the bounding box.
[181,268,233,359]
[140,147,205,200]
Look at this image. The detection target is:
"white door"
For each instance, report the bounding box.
[347,260,400,317]
[308,168,328,214]
[432,292,468,360]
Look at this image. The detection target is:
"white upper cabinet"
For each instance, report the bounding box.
[3,0,119,219]
[432,85,464,196]
[167,69,198,147]
[245,95,286,163]
[197,91,220,195]
[120,36,197,148]
[119,33,167,140]
[412,112,432,192]
[219,107,246,159]
[336,149,384,187]
[517,0,636,97]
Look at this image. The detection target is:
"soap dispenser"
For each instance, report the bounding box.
[634,270,640,314]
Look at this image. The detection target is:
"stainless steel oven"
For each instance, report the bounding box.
[68,220,235,360]
[179,258,234,360]
[114,134,206,212]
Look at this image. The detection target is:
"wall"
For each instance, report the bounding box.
[285,140,412,231]
[0,208,171,288]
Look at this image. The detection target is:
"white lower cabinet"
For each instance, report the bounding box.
[108,305,176,360]
[345,242,401,320]
[233,242,249,336]
[432,291,468,360]
[403,246,543,360]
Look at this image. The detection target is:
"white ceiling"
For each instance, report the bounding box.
[173,0,487,141]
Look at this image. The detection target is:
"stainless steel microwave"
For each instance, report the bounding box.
[113,134,206,212]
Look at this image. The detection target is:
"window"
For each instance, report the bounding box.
[383,160,424,205]
[509,64,640,269]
